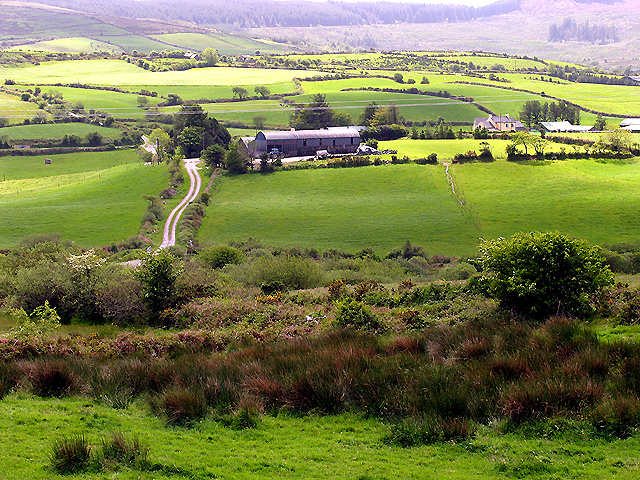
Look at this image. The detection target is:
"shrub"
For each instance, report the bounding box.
[334,298,380,331]
[234,255,323,290]
[479,232,613,318]
[199,245,245,269]
[50,434,92,475]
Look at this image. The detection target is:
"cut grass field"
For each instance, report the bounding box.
[2,393,640,480]
[0,150,167,247]
[10,37,123,54]
[0,123,122,140]
[0,92,48,124]
[1,60,320,87]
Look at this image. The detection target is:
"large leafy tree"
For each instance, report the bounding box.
[479,232,613,319]
[173,104,230,157]
[290,93,351,130]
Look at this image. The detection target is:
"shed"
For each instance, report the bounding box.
[540,121,595,133]
[255,127,361,157]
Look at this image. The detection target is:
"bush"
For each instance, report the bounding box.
[199,245,245,269]
[382,415,475,447]
[232,255,323,290]
[50,434,92,475]
[479,232,613,318]
[334,298,380,331]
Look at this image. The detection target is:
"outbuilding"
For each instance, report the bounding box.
[254,127,361,157]
[540,121,595,133]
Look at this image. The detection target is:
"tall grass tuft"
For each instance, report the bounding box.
[99,431,149,468]
[27,359,79,398]
[50,434,92,475]
[151,387,209,426]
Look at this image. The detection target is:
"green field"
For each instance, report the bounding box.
[1,60,319,87]
[0,150,167,247]
[151,33,293,55]
[10,37,124,54]
[0,92,47,124]
[199,150,640,256]
[0,123,122,140]
[199,163,479,256]
[5,393,640,480]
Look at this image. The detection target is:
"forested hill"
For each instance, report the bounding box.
[19,0,522,27]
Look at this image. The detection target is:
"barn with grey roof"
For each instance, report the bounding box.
[254,127,362,157]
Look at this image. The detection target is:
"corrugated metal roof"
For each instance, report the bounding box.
[621,118,640,126]
[257,128,361,141]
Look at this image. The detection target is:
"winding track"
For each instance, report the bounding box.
[159,158,202,248]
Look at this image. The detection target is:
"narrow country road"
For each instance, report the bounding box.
[159,158,202,249]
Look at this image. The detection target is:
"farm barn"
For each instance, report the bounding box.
[253,127,362,157]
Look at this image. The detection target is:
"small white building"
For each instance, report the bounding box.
[620,118,640,132]
[540,121,595,133]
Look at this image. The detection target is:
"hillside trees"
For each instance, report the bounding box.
[519,100,580,128]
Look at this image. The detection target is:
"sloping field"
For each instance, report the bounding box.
[0,92,48,124]
[200,154,640,256]
[9,37,123,54]
[94,35,181,54]
[151,33,293,55]
[1,60,319,86]
[450,157,640,248]
[199,164,480,256]
[0,123,121,140]
[0,150,167,247]
[470,74,640,117]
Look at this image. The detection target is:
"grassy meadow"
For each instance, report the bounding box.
[1,60,318,87]
[0,123,122,140]
[0,150,167,247]
[0,92,48,124]
[199,163,481,256]
[2,393,639,480]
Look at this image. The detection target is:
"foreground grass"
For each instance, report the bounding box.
[2,393,639,479]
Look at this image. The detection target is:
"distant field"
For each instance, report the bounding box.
[0,150,166,247]
[129,81,298,102]
[94,35,180,55]
[0,123,122,140]
[0,92,47,124]
[9,37,123,54]
[199,164,479,256]
[1,60,320,86]
[151,33,292,55]
[379,138,514,161]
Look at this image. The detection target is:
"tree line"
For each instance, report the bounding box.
[519,100,580,128]
[548,17,619,44]
[21,0,522,28]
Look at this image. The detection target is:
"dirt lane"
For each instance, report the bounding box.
[159,158,202,249]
